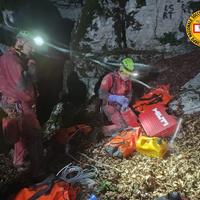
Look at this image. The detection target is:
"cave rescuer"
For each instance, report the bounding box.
[0,31,44,177]
[98,57,135,137]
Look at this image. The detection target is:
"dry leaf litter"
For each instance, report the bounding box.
[78,51,200,200]
[79,114,200,200]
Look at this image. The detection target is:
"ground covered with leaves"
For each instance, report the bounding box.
[0,50,200,199]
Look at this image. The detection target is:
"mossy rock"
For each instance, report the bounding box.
[158,32,185,46]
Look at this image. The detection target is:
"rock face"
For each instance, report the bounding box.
[125,0,189,53]
[50,0,84,21]
[61,0,200,99]
[170,72,200,115]
[71,0,199,54]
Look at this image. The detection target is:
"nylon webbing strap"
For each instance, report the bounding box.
[28,175,57,200]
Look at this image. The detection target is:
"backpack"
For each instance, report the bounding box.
[14,175,80,200]
[14,163,96,200]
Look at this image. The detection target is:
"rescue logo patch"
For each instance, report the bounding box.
[186,10,200,47]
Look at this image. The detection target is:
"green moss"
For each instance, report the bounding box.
[136,0,146,8]
[158,32,184,45]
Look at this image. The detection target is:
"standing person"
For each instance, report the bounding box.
[99,57,135,136]
[0,31,43,178]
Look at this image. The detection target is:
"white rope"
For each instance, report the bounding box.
[56,163,97,187]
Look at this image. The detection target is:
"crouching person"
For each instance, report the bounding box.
[98,57,135,136]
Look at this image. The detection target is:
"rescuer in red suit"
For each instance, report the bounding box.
[99,57,135,136]
[0,31,43,177]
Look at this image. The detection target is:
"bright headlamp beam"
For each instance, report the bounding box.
[46,42,70,53]
[33,36,44,46]
[131,72,139,77]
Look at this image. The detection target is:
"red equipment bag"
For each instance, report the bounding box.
[139,104,177,137]
[133,85,172,113]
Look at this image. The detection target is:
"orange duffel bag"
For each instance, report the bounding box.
[133,85,173,113]
[104,127,141,158]
[14,175,80,200]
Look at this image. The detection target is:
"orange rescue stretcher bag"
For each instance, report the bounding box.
[133,85,172,113]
